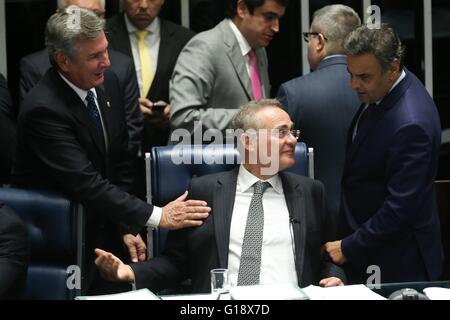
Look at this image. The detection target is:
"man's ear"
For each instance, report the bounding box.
[55,51,70,72]
[242,132,258,152]
[389,59,401,80]
[241,133,250,152]
[316,34,326,53]
[236,0,249,18]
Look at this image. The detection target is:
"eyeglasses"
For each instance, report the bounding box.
[302,32,328,43]
[272,129,301,140]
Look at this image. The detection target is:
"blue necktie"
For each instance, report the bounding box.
[85,90,105,143]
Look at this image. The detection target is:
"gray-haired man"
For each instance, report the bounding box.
[13,6,210,294]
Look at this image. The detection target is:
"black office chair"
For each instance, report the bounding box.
[145,142,314,257]
[0,188,84,300]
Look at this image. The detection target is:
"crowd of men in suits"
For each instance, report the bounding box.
[0,0,444,297]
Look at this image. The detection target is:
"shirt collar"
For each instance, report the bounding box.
[323,54,346,61]
[238,165,283,194]
[58,71,97,102]
[228,19,252,57]
[124,13,160,36]
[374,69,406,105]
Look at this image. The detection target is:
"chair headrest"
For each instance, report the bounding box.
[0,188,78,261]
[151,143,308,206]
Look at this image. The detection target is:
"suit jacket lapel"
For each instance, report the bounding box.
[95,86,111,153]
[345,69,413,165]
[50,69,106,155]
[213,168,238,268]
[221,21,253,100]
[113,14,134,58]
[280,172,306,284]
[150,19,172,96]
[255,48,270,98]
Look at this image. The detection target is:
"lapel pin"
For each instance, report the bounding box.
[106,101,111,108]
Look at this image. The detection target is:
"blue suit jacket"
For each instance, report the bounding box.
[340,69,443,284]
[277,56,360,234]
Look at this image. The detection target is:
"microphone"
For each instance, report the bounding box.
[290,217,300,224]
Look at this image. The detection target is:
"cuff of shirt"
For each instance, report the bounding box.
[146,206,162,228]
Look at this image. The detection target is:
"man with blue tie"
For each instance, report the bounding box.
[324,24,443,284]
[12,6,210,294]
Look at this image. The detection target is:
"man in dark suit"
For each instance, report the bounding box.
[0,74,16,185]
[12,6,210,294]
[95,99,345,293]
[106,0,195,150]
[0,203,29,299]
[277,5,361,235]
[324,24,443,284]
[19,0,144,158]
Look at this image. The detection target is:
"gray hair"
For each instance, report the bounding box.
[57,0,105,10]
[344,23,405,71]
[231,99,284,131]
[45,5,105,67]
[311,4,361,55]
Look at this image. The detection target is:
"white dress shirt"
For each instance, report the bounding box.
[228,165,298,286]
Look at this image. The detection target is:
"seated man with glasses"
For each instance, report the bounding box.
[95,99,345,294]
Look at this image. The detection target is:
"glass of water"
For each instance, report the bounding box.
[210,268,229,295]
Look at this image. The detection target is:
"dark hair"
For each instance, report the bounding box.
[224,0,290,19]
[343,23,405,72]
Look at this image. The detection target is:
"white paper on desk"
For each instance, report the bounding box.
[423,287,450,300]
[161,293,219,300]
[229,283,309,300]
[75,288,160,300]
[302,284,386,300]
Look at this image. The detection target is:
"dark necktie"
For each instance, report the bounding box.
[356,103,377,136]
[85,90,105,142]
[237,181,270,286]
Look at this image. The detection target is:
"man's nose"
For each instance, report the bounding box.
[271,19,280,33]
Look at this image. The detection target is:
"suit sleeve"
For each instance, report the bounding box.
[169,37,239,133]
[0,205,29,299]
[312,180,346,282]
[22,106,151,230]
[19,58,42,103]
[276,84,290,110]
[131,178,203,292]
[342,123,437,264]
[121,59,143,156]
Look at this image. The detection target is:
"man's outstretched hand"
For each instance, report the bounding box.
[94,248,135,283]
[160,191,211,230]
